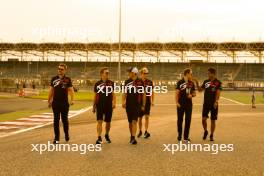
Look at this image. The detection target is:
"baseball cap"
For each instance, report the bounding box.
[127,67,139,74]
[140,67,149,74]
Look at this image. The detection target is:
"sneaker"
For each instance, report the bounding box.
[183,138,191,143]
[144,131,150,138]
[137,130,143,138]
[53,140,59,144]
[210,134,214,141]
[177,136,182,141]
[129,136,132,143]
[96,136,102,144]
[130,138,137,145]
[65,135,70,142]
[203,130,208,140]
[105,134,111,143]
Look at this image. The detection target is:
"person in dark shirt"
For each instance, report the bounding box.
[252,89,256,108]
[138,67,154,139]
[175,68,196,142]
[195,68,222,141]
[93,67,116,144]
[48,63,74,144]
[122,67,146,145]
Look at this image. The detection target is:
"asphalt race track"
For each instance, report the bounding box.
[1,92,264,176]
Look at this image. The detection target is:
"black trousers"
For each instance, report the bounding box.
[177,105,192,140]
[52,104,69,141]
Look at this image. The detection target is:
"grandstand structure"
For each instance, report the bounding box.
[0,42,264,63]
[0,42,263,90]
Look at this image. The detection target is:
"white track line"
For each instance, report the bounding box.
[0,106,92,138]
[0,121,43,125]
[18,118,53,122]
[30,115,52,118]
[41,113,75,116]
[0,126,20,130]
[42,113,53,115]
[220,97,246,105]
[153,103,244,106]
[69,110,81,113]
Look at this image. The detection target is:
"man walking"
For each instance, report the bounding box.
[195,68,222,141]
[138,67,154,138]
[122,67,146,145]
[252,89,256,108]
[48,63,74,144]
[175,68,196,142]
[93,67,116,144]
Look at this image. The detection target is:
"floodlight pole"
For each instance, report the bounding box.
[118,0,122,82]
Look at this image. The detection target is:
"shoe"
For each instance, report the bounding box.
[177,136,182,141]
[53,140,59,144]
[183,138,191,143]
[105,134,111,143]
[130,138,137,145]
[65,135,70,142]
[210,134,214,141]
[137,130,142,138]
[203,130,208,140]
[129,136,132,143]
[144,131,150,138]
[96,136,102,144]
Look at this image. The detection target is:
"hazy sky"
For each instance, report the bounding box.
[0,0,264,42]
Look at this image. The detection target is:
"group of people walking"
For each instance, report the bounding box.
[175,68,222,142]
[92,66,153,145]
[48,63,222,145]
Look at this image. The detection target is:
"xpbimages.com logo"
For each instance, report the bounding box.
[96,83,168,96]
[31,141,102,154]
[163,142,234,155]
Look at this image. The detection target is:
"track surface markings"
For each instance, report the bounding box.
[0,107,91,138]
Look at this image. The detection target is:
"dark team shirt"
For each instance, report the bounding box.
[141,78,153,101]
[50,75,72,105]
[201,78,222,105]
[176,78,196,106]
[94,79,114,107]
[124,78,144,107]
